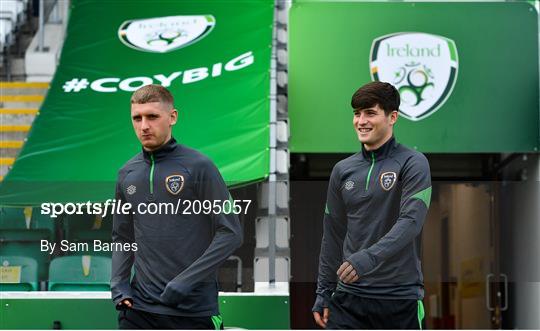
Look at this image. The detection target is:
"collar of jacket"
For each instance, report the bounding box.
[361,136,397,161]
[142,137,178,162]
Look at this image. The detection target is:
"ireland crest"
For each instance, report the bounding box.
[370,32,459,121]
[118,15,215,53]
[380,172,397,191]
[165,174,185,195]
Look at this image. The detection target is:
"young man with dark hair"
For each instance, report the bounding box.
[111,84,242,329]
[312,81,431,329]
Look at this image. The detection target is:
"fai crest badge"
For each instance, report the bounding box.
[370,32,459,121]
[165,175,185,195]
[380,172,397,191]
[118,15,215,53]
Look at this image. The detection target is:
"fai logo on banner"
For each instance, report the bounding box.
[370,32,459,121]
[165,175,185,195]
[118,15,215,53]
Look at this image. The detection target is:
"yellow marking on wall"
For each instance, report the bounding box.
[0,158,15,166]
[0,125,30,132]
[0,141,24,148]
[0,82,50,89]
[0,95,45,102]
[0,109,38,115]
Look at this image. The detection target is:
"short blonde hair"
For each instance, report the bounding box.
[130,84,174,109]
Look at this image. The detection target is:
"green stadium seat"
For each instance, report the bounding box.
[0,256,39,291]
[0,207,55,241]
[63,214,113,257]
[48,255,111,291]
[0,207,56,280]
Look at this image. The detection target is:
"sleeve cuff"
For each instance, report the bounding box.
[113,294,133,306]
[111,281,133,305]
[312,294,330,313]
[346,250,376,276]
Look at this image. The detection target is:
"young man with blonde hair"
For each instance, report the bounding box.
[111,84,242,329]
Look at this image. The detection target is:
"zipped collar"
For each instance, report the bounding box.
[361,136,396,162]
[142,137,178,162]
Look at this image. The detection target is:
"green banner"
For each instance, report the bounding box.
[0,0,273,206]
[289,1,539,153]
[0,295,290,329]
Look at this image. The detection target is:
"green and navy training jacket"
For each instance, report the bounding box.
[111,138,242,317]
[314,136,431,310]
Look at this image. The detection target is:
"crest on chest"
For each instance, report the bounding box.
[165,174,185,195]
[380,172,397,191]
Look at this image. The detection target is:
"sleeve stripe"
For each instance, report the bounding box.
[410,186,432,208]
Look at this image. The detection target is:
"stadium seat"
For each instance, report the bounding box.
[0,256,38,291]
[48,255,111,291]
[0,207,55,240]
[63,213,113,256]
[0,207,55,280]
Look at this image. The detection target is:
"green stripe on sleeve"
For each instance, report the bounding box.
[411,186,432,208]
[325,203,329,215]
[417,300,425,330]
[211,315,222,330]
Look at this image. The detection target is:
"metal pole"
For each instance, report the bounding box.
[53,0,60,23]
[267,2,279,287]
[227,255,243,292]
[268,175,277,286]
[38,0,44,52]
